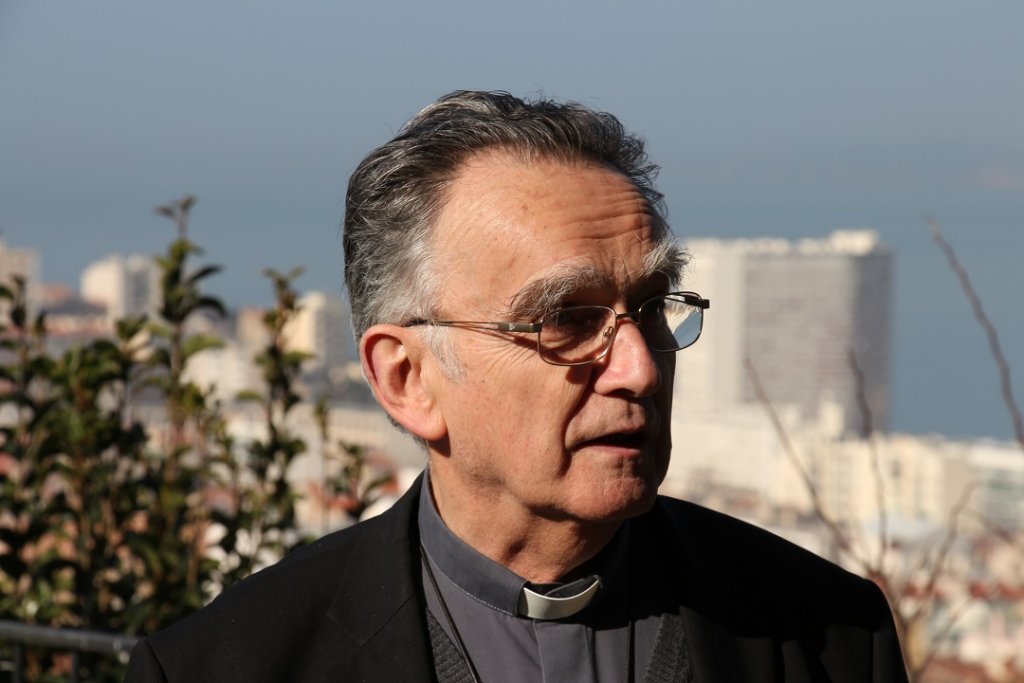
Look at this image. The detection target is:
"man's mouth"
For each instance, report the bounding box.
[578,429,648,451]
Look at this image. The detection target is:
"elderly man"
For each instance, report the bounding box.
[127,91,907,682]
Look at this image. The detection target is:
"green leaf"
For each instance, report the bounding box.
[181,333,224,360]
[196,295,227,318]
[116,314,149,341]
[235,389,264,403]
[184,264,222,287]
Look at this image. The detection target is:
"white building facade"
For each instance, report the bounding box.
[80,254,161,322]
[676,229,893,435]
[0,240,41,318]
[283,291,353,377]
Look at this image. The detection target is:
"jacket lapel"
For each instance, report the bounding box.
[678,606,777,682]
[643,499,779,683]
[326,476,436,682]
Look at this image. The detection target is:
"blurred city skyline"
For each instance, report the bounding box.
[1,1,1021,441]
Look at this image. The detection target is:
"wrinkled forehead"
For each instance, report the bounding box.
[430,154,679,316]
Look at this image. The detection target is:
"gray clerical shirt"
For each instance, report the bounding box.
[418,470,663,683]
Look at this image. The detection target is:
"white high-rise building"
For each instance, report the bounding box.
[80,254,161,322]
[676,229,892,434]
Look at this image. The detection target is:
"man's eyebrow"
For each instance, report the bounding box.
[640,238,688,290]
[504,239,689,321]
[506,259,609,321]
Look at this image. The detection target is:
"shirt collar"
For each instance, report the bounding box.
[417,468,629,620]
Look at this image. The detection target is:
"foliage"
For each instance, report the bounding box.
[313,395,394,535]
[0,277,155,681]
[217,267,312,585]
[0,196,386,680]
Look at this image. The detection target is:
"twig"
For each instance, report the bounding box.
[927,217,1024,450]
[849,348,889,573]
[744,358,864,571]
[913,580,999,681]
[965,509,1024,562]
[904,481,977,628]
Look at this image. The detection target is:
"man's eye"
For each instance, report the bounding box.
[547,308,607,335]
[645,298,666,314]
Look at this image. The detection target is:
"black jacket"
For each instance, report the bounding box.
[126,479,907,682]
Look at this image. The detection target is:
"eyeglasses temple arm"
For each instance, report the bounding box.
[416,320,542,333]
[679,294,710,310]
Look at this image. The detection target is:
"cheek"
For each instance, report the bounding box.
[511,377,587,441]
[442,345,591,455]
[477,351,588,418]
[480,373,588,460]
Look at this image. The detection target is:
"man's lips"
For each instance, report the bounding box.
[572,423,654,452]
[570,402,662,452]
[580,432,646,451]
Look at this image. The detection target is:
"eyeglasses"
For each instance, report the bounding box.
[405,291,710,366]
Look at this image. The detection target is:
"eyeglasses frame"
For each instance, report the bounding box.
[404,291,710,367]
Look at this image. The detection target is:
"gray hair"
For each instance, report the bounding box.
[343,90,672,348]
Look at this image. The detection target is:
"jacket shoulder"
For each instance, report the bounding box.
[176,505,392,624]
[648,497,908,681]
[652,496,890,629]
[129,488,423,682]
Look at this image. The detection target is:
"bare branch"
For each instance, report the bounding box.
[849,348,889,573]
[905,481,977,627]
[744,357,868,572]
[927,217,1024,451]
[965,509,1024,562]
[913,579,999,681]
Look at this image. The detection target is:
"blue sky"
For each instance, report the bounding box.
[1,0,1022,440]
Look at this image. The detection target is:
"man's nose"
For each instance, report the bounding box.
[592,317,662,397]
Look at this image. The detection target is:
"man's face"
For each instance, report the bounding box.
[425,152,677,525]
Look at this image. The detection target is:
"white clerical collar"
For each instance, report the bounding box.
[518,576,602,620]
[418,469,620,620]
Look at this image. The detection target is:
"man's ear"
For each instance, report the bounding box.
[360,324,447,442]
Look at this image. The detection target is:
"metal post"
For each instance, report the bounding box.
[12,642,24,683]
[0,620,139,680]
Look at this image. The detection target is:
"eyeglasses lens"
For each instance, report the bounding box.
[538,295,703,365]
[652,295,702,352]
[539,307,614,365]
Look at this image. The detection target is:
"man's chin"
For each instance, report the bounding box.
[570,477,661,524]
